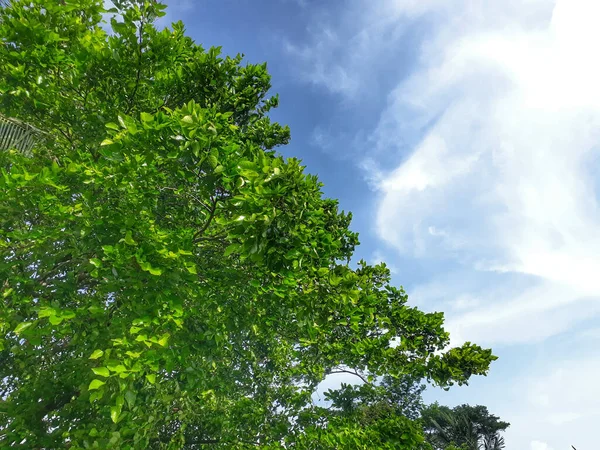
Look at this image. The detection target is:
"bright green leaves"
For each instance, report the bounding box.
[122,231,136,246]
[107,363,127,374]
[145,373,156,385]
[92,367,110,377]
[89,379,106,391]
[110,405,121,424]
[138,260,162,276]
[157,334,170,347]
[140,112,153,123]
[90,257,102,267]
[89,350,104,360]
[184,262,197,274]
[111,393,125,423]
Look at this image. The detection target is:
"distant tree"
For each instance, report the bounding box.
[325,374,426,422]
[422,403,509,450]
[0,0,497,448]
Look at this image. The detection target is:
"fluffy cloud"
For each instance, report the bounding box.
[370,0,600,345]
[530,441,554,450]
[286,0,600,448]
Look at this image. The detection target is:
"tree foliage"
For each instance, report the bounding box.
[0,0,497,448]
[422,403,509,450]
[324,375,426,422]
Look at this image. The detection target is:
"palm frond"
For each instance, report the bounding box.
[0,114,46,156]
[481,433,505,450]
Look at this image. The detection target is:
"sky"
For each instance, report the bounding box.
[160,1,600,448]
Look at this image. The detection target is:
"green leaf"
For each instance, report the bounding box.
[157,334,170,347]
[124,390,137,408]
[140,112,153,122]
[238,160,257,170]
[123,231,136,246]
[14,322,33,335]
[38,307,56,318]
[62,311,76,320]
[100,139,114,146]
[147,265,162,276]
[181,115,194,124]
[224,244,241,257]
[92,367,110,377]
[89,350,104,360]
[110,405,121,423]
[108,364,127,374]
[88,379,106,391]
[146,373,156,384]
[49,315,64,325]
[89,257,102,268]
[105,122,120,131]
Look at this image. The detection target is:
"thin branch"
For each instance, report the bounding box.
[126,12,145,113]
[193,197,218,243]
[328,369,370,385]
[157,186,213,213]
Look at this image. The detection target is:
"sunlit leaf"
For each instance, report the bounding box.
[88,379,106,391]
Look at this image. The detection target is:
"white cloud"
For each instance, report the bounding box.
[511,356,600,449]
[530,441,554,450]
[371,0,600,346]
[288,0,600,448]
[284,31,360,96]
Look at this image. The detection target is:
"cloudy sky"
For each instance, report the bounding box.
[162,0,600,448]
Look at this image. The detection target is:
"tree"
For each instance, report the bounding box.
[324,374,426,422]
[0,0,497,448]
[309,375,428,448]
[422,403,509,450]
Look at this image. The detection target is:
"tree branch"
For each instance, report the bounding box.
[193,197,218,243]
[328,369,370,385]
[126,12,145,113]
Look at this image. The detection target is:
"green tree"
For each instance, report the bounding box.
[307,375,429,448]
[0,0,497,448]
[324,374,426,422]
[422,403,509,450]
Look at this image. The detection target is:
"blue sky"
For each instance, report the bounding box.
[160,1,600,448]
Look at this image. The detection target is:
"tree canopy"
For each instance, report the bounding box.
[422,403,510,450]
[0,1,497,448]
